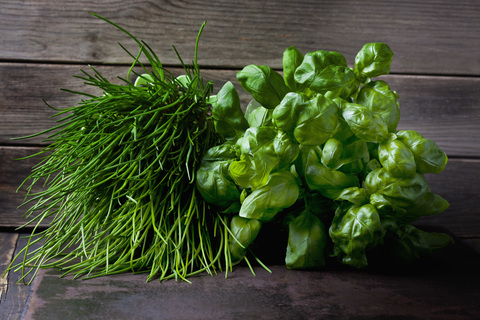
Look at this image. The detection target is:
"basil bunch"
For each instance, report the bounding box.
[197,43,452,270]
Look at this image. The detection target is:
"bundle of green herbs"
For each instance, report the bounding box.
[8,15,235,284]
[197,43,453,270]
[8,15,452,284]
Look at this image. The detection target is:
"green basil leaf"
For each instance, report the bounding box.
[245,99,273,127]
[228,155,256,189]
[230,127,278,188]
[196,160,240,208]
[272,92,306,132]
[294,50,348,91]
[229,216,262,263]
[354,43,393,79]
[212,81,250,140]
[229,127,298,189]
[294,94,338,146]
[285,210,327,269]
[329,204,383,268]
[378,139,416,178]
[305,161,359,199]
[388,225,453,263]
[274,131,300,169]
[239,171,300,221]
[283,46,304,91]
[331,116,355,142]
[294,144,323,179]
[237,65,288,109]
[396,130,448,174]
[309,65,360,98]
[322,138,368,171]
[341,102,389,142]
[365,168,430,209]
[356,80,400,132]
[335,187,369,206]
[201,141,237,162]
[397,192,450,225]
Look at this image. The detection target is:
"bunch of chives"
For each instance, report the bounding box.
[8,14,234,284]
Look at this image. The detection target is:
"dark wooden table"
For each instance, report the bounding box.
[1,1,479,319]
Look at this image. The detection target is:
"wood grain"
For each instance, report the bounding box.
[0,0,479,75]
[20,260,480,320]
[1,63,479,157]
[0,233,19,309]
[0,233,40,320]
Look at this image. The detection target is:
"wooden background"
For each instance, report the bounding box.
[0,1,479,243]
[0,1,479,319]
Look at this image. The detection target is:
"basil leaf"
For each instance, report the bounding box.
[283,46,304,91]
[305,161,359,199]
[354,43,393,79]
[322,137,368,171]
[212,81,250,140]
[396,130,448,174]
[294,144,323,179]
[237,65,288,109]
[378,139,416,178]
[245,99,273,127]
[229,216,262,263]
[335,187,369,207]
[341,102,389,142]
[329,204,383,268]
[365,168,430,209]
[196,160,240,208]
[398,191,450,225]
[388,225,453,263]
[201,140,237,162]
[230,127,278,188]
[272,92,306,132]
[285,210,327,269]
[274,131,300,169]
[229,127,298,189]
[356,80,400,132]
[239,171,300,221]
[294,94,338,146]
[294,50,348,91]
[309,65,360,98]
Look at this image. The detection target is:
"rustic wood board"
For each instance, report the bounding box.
[0,1,479,75]
[0,233,40,320]
[0,233,18,306]
[1,64,479,157]
[20,238,480,320]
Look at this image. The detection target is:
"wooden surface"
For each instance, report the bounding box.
[1,0,479,319]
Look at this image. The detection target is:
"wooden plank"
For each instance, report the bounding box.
[0,233,42,320]
[20,246,480,320]
[0,233,19,308]
[416,158,480,237]
[1,63,479,157]
[0,146,49,230]
[0,0,479,75]
[2,146,479,238]
[462,238,480,256]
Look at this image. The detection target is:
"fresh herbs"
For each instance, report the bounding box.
[8,14,233,284]
[8,16,452,283]
[197,43,453,269]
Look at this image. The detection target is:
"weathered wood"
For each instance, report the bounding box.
[0,146,47,229]
[2,146,479,239]
[0,233,19,308]
[20,243,480,320]
[0,233,42,320]
[1,63,479,156]
[0,0,479,75]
